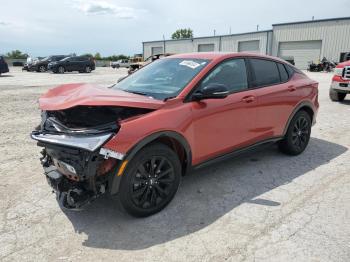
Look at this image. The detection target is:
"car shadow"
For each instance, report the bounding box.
[0,74,13,77]
[62,137,347,250]
[340,99,350,105]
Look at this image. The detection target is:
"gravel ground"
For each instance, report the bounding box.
[0,67,349,262]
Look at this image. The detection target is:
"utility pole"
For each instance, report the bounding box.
[229,27,232,35]
[214,29,216,36]
[257,24,259,31]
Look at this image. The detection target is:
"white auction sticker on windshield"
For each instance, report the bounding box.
[179,60,201,69]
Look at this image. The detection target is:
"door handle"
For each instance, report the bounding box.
[288,85,296,92]
[241,96,255,103]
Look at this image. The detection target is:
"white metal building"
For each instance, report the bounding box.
[142,17,350,69]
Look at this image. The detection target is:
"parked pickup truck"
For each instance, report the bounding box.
[110,59,130,69]
[330,60,350,101]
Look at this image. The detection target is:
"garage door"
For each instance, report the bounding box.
[198,44,215,52]
[278,41,322,70]
[238,40,260,53]
[151,46,163,55]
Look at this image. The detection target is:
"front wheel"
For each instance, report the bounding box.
[119,143,181,217]
[279,110,311,155]
[329,89,346,102]
[38,65,46,72]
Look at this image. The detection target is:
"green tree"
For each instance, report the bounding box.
[6,50,28,59]
[94,52,102,60]
[171,28,193,40]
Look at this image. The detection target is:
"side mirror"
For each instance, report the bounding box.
[192,83,229,101]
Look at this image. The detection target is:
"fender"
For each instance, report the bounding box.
[282,100,316,136]
[109,131,192,195]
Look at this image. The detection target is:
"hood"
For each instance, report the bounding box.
[39,83,165,111]
[336,60,350,68]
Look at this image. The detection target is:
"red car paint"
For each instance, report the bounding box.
[39,83,164,111]
[332,60,350,83]
[39,53,319,166]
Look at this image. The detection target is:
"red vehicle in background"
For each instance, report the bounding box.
[31,52,319,217]
[330,60,350,101]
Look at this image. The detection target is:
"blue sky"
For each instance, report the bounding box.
[0,0,349,57]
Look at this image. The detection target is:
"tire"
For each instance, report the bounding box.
[116,64,120,69]
[85,66,91,73]
[278,110,311,156]
[58,66,65,74]
[329,89,346,102]
[38,65,46,72]
[119,143,181,217]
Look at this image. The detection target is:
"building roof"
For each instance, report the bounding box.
[143,30,272,44]
[273,16,350,26]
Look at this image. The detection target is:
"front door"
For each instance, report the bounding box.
[190,58,258,164]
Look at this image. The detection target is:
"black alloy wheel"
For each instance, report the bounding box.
[85,66,91,73]
[279,110,311,155]
[39,65,46,72]
[58,66,65,74]
[130,156,175,209]
[291,116,309,151]
[119,143,181,217]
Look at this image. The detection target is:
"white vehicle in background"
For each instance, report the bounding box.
[110,59,130,69]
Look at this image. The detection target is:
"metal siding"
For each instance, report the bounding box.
[193,37,221,52]
[221,32,268,54]
[273,19,350,63]
[238,40,260,52]
[143,41,163,58]
[278,41,322,69]
[165,39,193,54]
[151,46,164,55]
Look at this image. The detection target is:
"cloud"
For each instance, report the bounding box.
[74,0,141,19]
[0,21,11,26]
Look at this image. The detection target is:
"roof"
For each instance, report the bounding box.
[167,52,290,64]
[143,30,272,44]
[273,16,350,26]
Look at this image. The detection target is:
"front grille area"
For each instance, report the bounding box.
[344,66,350,80]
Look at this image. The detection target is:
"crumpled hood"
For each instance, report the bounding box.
[39,83,165,111]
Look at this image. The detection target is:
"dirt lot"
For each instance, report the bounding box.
[0,67,349,262]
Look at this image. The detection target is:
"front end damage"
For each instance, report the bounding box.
[31,106,151,210]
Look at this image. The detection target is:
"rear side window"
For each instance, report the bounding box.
[200,59,248,92]
[277,63,289,82]
[249,59,280,87]
[285,64,297,76]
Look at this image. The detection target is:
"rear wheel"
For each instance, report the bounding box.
[58,66,65,74]
[119,143,181,217]
[279,110,311,155]
[329,89,346,101]
[85,66,91,73]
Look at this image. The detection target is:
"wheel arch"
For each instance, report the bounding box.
[109,131,192,195]
[282,101,315,136]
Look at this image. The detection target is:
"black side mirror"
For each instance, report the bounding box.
[192,83,229,101]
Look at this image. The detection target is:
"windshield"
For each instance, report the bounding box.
[113,58,209,100]
[41,56,51,61]
[61,57,71,61]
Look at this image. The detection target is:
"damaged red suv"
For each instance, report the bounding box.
[31,53,319,217]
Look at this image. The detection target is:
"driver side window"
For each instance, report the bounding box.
[200,59,248,92]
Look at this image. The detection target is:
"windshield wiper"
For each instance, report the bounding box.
[122,90,149,96]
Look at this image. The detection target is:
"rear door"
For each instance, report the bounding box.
[66,57,78,71]
[190,58,258,164]
[248,58,297,140]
